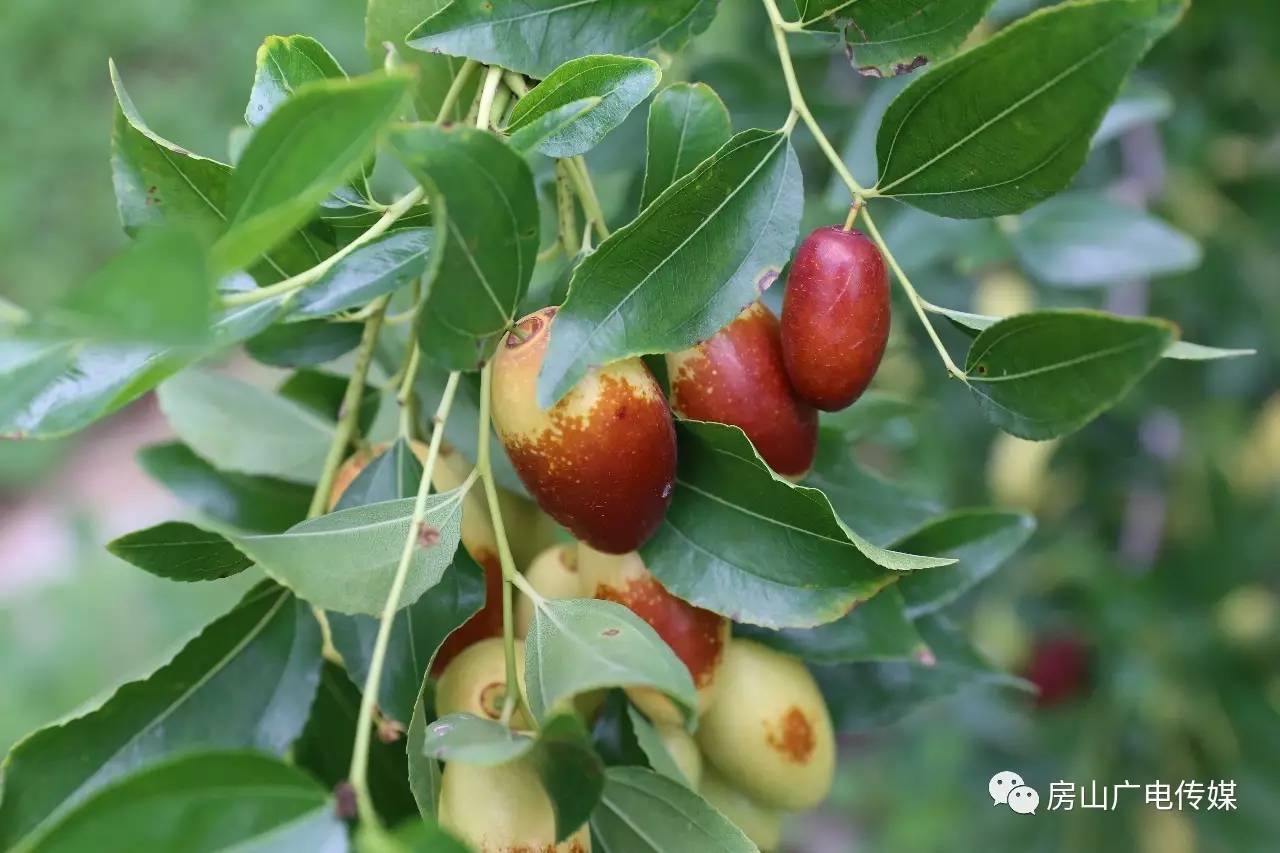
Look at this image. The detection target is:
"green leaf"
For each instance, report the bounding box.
[109,61,317,282]
[292,228,434,319]
[213,72,410,272]
[508,98,602,156]
[278,369,382,434]
[507,55,660,158]
[640,422,953,629]
[422,713,603,843]
[964,310,1176,439]
[246,319,363,368]
[229,493,464,616]
[390,125,539,371]
[524,598,698,725]
[803,0,996,78]
[1011,192,1201,286]
[894,510,1035,615]
[334,438,423,511]
[332,547,486,725]
[21,751,344,853]
[156,370,336,483]
[873,0,1187,217]
[406,689,443,820]
[805,428,939,547]
[407,0,720,78]
[106,521,252,582]
[591,767,756,853]
[246,34,346,127]
[361,819,470,853]
[736,588,927,664]
[139,438,309,532]
[818,615,1030,729]
[294,662,419,827]
[817,391,919,441]
[366,0,477,122]
[640,82,732,209]
[538,129,802,406]
[626,705,692,786]
[52,226,212,345]
[0,584,321,851]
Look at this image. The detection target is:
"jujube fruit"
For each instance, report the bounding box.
[434,637,527,729]
[492,307,677,554]
[578,544,729,723]
[1022,633,1092,708]
[438,758,590,852]
[516,543,582,637]
[667,302,818,478]
[695,639,835,811]
[781,226,890,411]
[699,765,783,851]
[655,723,702,788]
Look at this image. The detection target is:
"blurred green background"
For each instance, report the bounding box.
[1,1,1276,851]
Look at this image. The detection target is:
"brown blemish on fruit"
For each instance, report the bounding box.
[559,547,578,573]
[669,302,817,477]
[765,706,816,764]
[431,549,504,675]
[478,680,506,719]
[502,373,676,554]
[596,576,726,687]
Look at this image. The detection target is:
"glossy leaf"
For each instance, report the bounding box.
[507,55,660,158]
[874,0,1187,217]
[895,509,1035,616]
[246,34,346,127]
[292,228,434,318]
[641,422,953,629]
[214,73,410,272]
[294,662,418,826]
[230,492,464,616]
[21,751,344,853]
[737,588,927,664]
[390,125,539,371]
[0,584,321,851]
[1011,192,1202,287]
[53,226,212,345]
[106,521,252,582]
[640,82,732,209]
[524,598,698,725]
[366,0,476,121]
[801,0,995,78]
[508,98,601,155]
[156,370,336,483]
[538,129,802,406]
[246,319,362,367]
[591,767,755,853]
[964,310,1176,439]
[407,0,719,78]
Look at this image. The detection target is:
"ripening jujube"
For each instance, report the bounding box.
[515,543,582,637]
[434,636,528,729]
[699,765,784,852]
[667,301,818,477]
[577,543,729,722]
[781,226,891,411]
[438,759,591,852]
[696,639,835,811]
[491,307,677,554]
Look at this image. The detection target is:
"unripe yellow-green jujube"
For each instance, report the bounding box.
[516,543,582,637]
[700,765,784,852]
[696,640,835,811]
[434,637,527,729]
[438,758,590,852]
[655,722,702,788]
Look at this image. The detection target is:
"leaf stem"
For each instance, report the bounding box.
[476,359,539,727]
[555,160,582,257]
[221,187,425,308]
[348,370,462,826]
[307,300,390,518]
[858,206,968,380]
[564,156,609,240]
[436,59,480,123]
[476,66,504,133]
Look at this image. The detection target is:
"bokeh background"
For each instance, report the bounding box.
[1,1,1276,851]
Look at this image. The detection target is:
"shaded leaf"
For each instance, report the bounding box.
[106,521,252,582]
[803,0,996,78]
[736,588,927,664]
[292,228,434,319]
[591,767,755,852]
[626,705,692,786]
[894,510,1035,615]
[246,319,363,368]
[640,82,732,209]
[366,0,477,122]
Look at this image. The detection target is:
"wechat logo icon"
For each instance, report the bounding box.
[990,771,1039,815]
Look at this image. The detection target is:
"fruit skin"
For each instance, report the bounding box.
[491,307,677,554]
[667,302,818,478]
[696,639,835,811]
[579,544,729,722]
[1022,634,1092,708]
[434,637,527,729]
[656,723,702,788]
[517,543,582,637]
[438,759,591,852]
[700,765,783,851]
[781,226,890,411]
